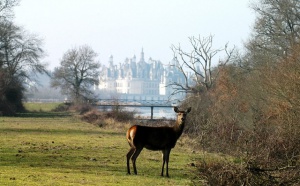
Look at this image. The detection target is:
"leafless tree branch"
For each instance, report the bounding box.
[170,35,235,95]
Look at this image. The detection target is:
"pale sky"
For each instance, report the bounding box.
[14,0,255,70]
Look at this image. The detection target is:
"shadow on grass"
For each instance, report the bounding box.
[16,111,71,118]
[0,127,123,136]
[3,111,124,136]
[0,151,187,178]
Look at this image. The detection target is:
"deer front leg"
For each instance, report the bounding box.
[161,152,165,177]
[161,149,171,177]
[165,149,171,177]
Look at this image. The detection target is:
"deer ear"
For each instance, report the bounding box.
[186,107,191,113]
[174,107,179,113]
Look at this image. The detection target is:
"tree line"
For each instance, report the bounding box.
[176,0,300,184]
[0,0,100,115]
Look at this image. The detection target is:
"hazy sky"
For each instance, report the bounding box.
[14,0,255,70]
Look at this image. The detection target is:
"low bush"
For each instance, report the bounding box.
[69,103,93,114]
[80,107,135,129]
[51,103,93,114]
[51,103,71,112]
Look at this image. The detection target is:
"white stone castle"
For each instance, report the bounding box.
[96,49,186,102]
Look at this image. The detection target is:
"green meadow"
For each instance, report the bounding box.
[0,103,199,185]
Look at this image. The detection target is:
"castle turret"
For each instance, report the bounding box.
[109,55,114,67]
[140,48,145,62]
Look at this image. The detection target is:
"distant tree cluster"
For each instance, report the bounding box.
[0,0,47,115]
[174,0,300,184]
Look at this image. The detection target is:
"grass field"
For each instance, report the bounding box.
[0,103,200,185]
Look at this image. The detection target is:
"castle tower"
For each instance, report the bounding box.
[109,55,113,65]
[140,48,145,62]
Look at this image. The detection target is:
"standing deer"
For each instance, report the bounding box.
[126,106,191,177]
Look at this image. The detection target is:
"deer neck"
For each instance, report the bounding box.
[174,119,185,138]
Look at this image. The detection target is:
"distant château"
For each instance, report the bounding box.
[96,49,186,102]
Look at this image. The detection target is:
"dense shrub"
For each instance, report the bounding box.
[183,61,300,184]
[0,71,25,116]
[196,160,300,186]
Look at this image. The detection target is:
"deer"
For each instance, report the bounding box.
[126,106,191,177]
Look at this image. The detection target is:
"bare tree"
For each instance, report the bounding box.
[0,19,46,115]
[248,0,300,60]
[0,21,46,76]
[51,45,100,103]
[0,0,19,20]
[171,35,235,95]
[0,1,46,115]
[0,20,46,96]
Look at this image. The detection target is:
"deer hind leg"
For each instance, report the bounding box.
[126,147,135,174]
[161,149,171,177]
[131,147,143,175]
